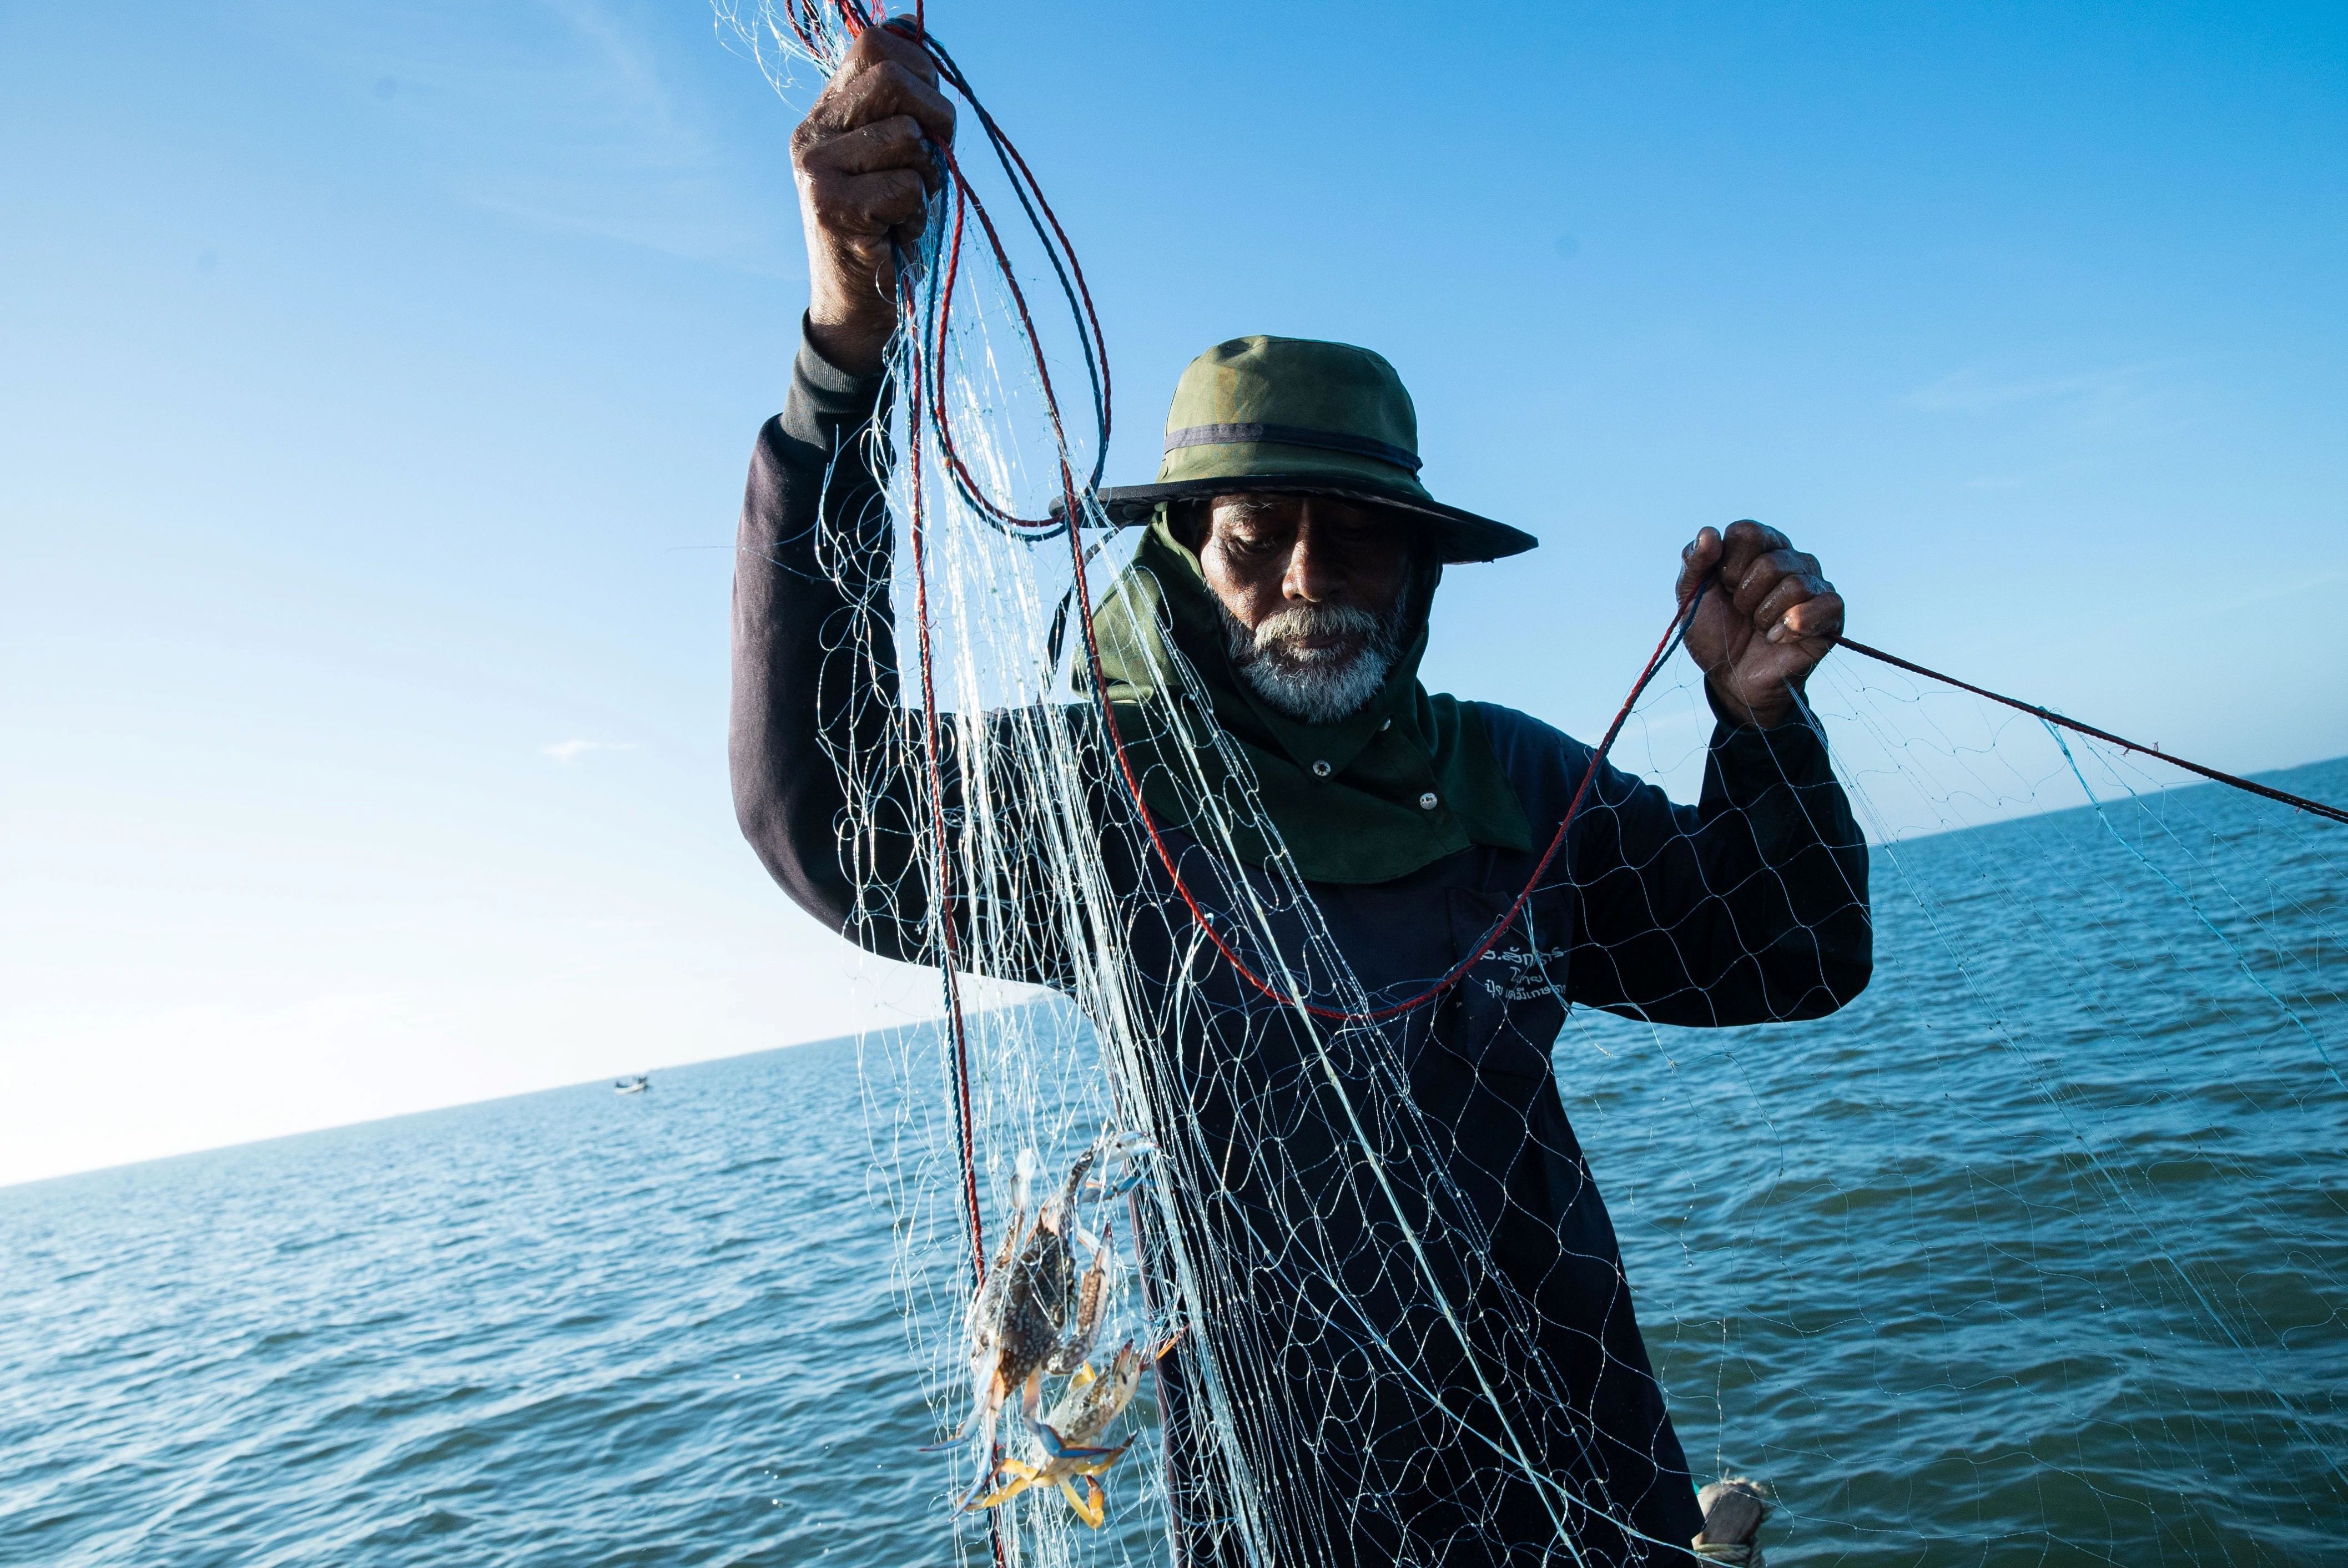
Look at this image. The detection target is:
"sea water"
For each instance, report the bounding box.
[4,759,2343,1566]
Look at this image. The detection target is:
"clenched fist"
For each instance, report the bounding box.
[1676,520,1845,729]
[791,25,956,375]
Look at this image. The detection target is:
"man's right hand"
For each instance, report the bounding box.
[790,26,956,375]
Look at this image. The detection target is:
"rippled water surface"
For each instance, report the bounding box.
[4,759,2344,1566]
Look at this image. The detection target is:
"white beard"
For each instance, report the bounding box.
[1221,599,1407,726]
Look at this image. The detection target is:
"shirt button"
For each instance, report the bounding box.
[1418,791,1439,810]
[1379,718,1392,733]
[1311,760,1332,779]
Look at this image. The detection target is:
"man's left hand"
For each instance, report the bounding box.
[1676,519,1844,729]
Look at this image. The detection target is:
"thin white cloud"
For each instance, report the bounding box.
[1898,360,2199,439]
[1902,365,2137,414]
[541,739,636,763]
[259,0,782,269]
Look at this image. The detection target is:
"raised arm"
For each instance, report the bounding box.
[1564,519,1872,1024]
[732,37,1095,987]
[730,26,956,963]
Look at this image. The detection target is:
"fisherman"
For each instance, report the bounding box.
[733,28,1869,1567]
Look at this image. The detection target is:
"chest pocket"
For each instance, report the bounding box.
[1442,885,1573,1084]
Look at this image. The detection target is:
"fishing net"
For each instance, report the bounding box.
[714,7,2347,1564]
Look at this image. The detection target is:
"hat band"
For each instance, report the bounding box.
[1162,422,1423,476]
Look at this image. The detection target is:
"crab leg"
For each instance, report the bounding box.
[969,1458,1042,1514]
[1089,1164,1149,1202]
[1024,1412,1129,1465]
[1057,1473,1108,1529]
[1053,1147,1099,1218]
[950,1450,1010,1515]
[1045,1223,1114,1376]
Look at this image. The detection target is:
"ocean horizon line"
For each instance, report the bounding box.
[0,1008,1052,1196]
[9,752,2336,1195]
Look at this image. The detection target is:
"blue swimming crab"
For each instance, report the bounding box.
[971,1335,1166,1527]
[943,1133,1156,1519]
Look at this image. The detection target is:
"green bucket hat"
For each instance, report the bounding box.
[1096,335,1538,563]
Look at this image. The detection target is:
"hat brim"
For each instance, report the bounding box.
[1093,477,1537,564]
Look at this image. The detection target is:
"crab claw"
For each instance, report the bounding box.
[1012,1147,1042,1213]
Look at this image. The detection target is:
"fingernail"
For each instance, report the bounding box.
[1766,623,1786,644]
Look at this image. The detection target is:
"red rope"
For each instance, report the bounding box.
[924,143,1096,533]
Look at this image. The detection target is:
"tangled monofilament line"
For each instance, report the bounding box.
[720,7,2348,1562]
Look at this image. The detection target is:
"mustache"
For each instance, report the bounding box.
[1215,593,1414,725]
[1242,602,1382,662]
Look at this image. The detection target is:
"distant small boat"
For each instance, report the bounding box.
[614,1075,649,1095]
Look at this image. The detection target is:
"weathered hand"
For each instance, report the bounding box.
[1676,519,1844,729]
[790,24,956,375]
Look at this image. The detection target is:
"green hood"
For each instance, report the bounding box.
[1079,516,1533,886]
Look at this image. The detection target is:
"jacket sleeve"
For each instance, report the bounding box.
[728,325,924,958]
[728,324,1090,989]
[1563,702,1873,1025]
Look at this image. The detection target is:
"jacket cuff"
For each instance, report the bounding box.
[1710,707,1833,793]
[782,313,889,447]
[1701,673,1817,733]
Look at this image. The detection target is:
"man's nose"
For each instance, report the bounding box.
[1283,513,1334,603]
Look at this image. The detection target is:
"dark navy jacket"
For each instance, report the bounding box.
[731,331,1873,1566]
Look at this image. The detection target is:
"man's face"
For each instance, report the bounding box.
[1193,493,1421,725]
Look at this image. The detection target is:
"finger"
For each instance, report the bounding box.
[804,57,956,148]
[1752,572,1827,639]
[850,19,941,89]
[1716,518,1790,589]
[805,115,940,187]
[807,167,932,241]
[1732,548,1818,617]
[1775,587,1844,646]
[1676,526,1722,606]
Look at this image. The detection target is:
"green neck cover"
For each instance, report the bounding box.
[1080,517,1532,886]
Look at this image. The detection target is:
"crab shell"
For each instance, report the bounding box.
[967,1151,1105,1418]
[1018,1221,1087,1363]
[1044,1340,1146,1450]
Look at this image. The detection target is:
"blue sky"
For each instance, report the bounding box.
[4,0,2342,1184]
